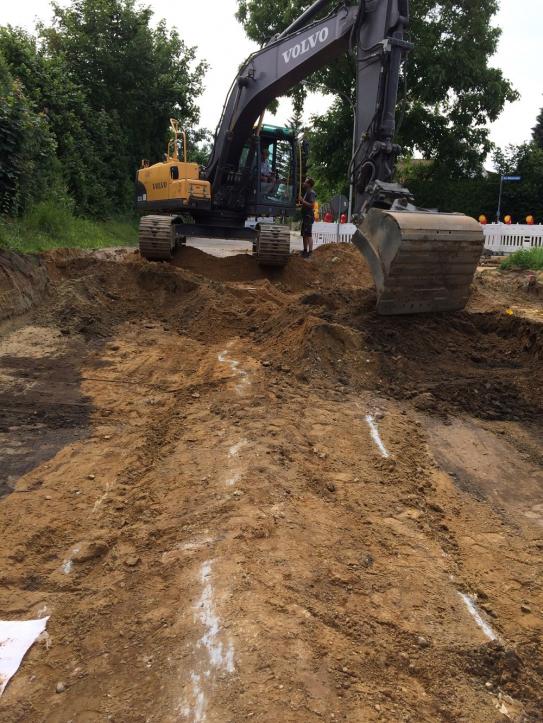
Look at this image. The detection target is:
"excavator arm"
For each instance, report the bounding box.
[206,0,411,212]
[205,2,359,193]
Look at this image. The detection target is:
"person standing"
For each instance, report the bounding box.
[260,149,272,180]
[299,177,316,258]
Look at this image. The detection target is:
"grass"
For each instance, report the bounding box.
[500,247,543,271]
[0,201,138,254]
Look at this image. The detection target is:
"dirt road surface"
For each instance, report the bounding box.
[0,244,542,722]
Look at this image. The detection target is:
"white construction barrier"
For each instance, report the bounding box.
[312,222,357,245]
[483,224,543,255]
[313,220,543,257]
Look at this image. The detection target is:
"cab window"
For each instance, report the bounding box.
[259,137,295,205]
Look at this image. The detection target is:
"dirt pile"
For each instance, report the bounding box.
[475,268,543,305]
[0,251,49,322]
[5,244,542,425]
[172,243,373,291]
[0,243,542,722]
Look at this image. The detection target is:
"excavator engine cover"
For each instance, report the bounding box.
[352,208,484,315]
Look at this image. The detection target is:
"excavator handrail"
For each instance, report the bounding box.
[168,119,187,164]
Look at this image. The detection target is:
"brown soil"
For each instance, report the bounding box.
[0,244,542,722]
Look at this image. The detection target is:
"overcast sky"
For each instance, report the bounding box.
[3,0,541,154]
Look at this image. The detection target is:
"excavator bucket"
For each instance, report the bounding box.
[352,208,484,315]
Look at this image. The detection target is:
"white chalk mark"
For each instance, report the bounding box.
[225,641,235,673]
[190,673,206,723]
[197,562,235,672]
[365,414,390,458]
[92,482,111,513]
[225,472,241,487]
[181,560,235,721]
[459,593,498,641]
[228,440,248,458]
[60,545,81,575]
[217,348,251,395]
[38,630,52,650]
[179,537,215,552]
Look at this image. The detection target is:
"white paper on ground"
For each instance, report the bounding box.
[0,617,49,696]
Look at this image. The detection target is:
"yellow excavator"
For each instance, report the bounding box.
[136,0,483,315]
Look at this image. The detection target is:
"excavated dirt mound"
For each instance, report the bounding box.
[475,268,543,305]
[0,251,49,322]
[171,243,374,292]
[0,244,542,722]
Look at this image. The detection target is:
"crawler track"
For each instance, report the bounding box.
[255,224,291,266]
[139,215,175,260]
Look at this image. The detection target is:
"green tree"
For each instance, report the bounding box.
[288,85,306,134]
[491,142,543,221]
[0,26,112,214]
[533,106,543,149]
[42,0,207,179]
[236,0,518,193]
[186,127,214,167]
[1,0,207,217]
[0,49,58,215]
[308,100,353,199]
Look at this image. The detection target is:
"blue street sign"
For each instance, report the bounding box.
[502,175,522,182]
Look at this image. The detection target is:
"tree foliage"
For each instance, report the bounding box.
[42,0,207,172]
[236,0,518,194]
[0,48,58,215]
[0,0,207,218]
[404,139,543,222]
[533,106,543,150]
[492,142,543,221]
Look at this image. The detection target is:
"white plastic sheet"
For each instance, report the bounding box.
[0,617,49,696]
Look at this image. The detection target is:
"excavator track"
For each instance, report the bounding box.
[353,209,484,315]
[139,215,175,261]
[255,224,291,267]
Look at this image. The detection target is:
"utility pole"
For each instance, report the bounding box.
[496,175,504,224]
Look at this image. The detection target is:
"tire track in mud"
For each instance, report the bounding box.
[0,248,542,721]
[2,330,538,721]
[143,342,537,721]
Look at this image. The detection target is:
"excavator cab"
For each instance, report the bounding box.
[255,126,298,213]
[234,125,300,218]
[234,125,300,265]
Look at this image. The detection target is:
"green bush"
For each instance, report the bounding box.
[0,75,58,216]
[500,248,543,271]
[0,202,138,253]
[24,200,75,241]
